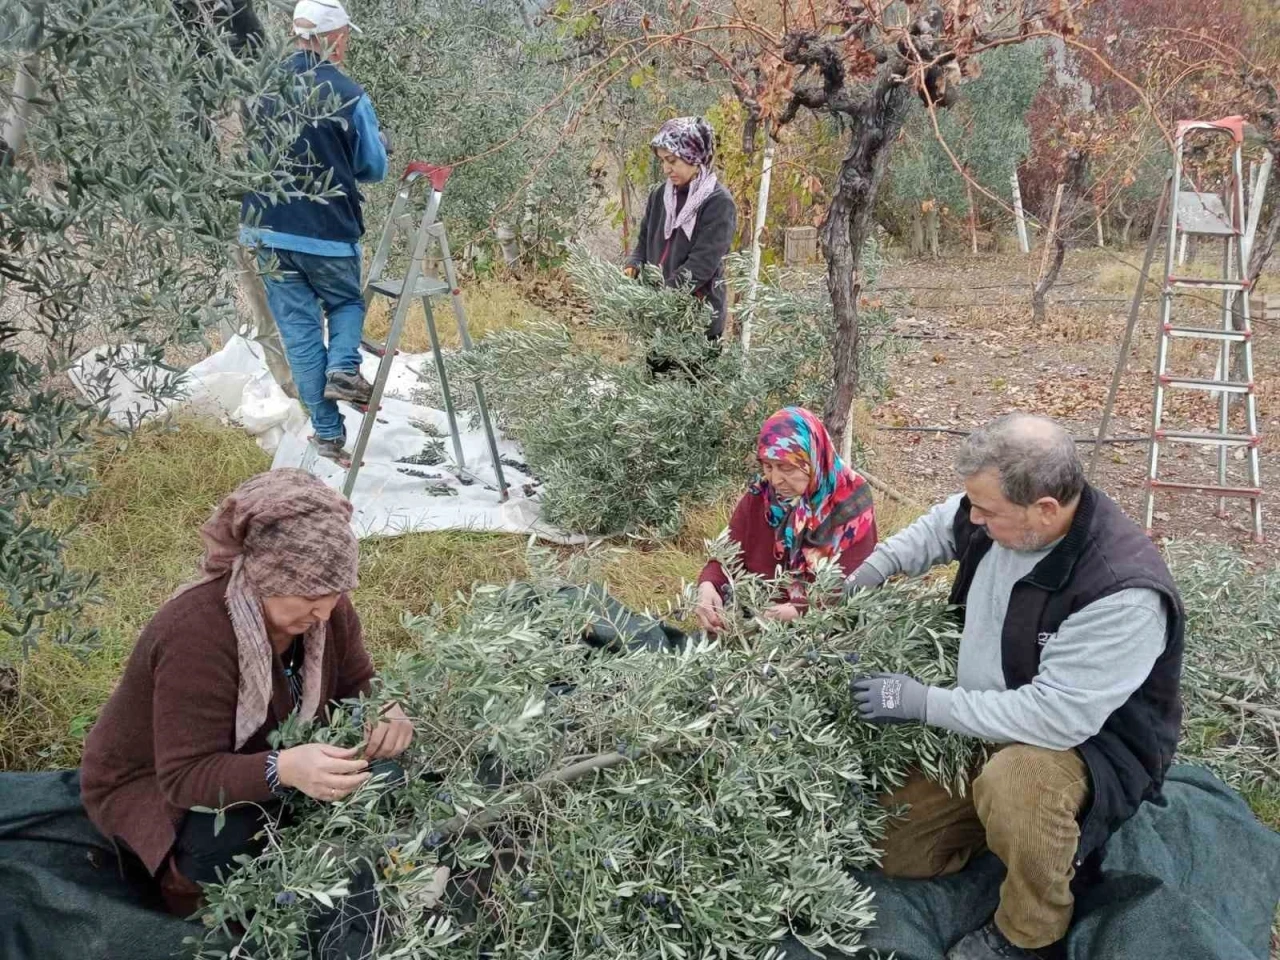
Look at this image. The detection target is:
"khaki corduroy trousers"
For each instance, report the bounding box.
[877,744,1091,950]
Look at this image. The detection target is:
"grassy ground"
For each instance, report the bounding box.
[0,418,728,769]
[0,411,918,772]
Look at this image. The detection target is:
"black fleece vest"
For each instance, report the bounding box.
[948,485,1185,860]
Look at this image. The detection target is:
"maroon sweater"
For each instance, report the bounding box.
[697,489,878,605]
[80,576,375,874]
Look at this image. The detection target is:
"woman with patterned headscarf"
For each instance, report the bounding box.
[81,469,412,917]
[625,116,738,339]
[695,407,878,630]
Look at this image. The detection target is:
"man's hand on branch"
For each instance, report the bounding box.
[843,562,886,597]
[850,672,929,725]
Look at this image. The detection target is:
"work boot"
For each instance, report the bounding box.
[313,432,350,465]
[323,369,374,405]
[946,921,1064,960]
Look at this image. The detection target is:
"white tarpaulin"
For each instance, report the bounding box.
[71,336,578,543]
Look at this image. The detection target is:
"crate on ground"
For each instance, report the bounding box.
[1262,294,1280,323]
[783,226,819,265]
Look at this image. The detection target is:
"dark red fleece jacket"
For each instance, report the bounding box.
[80,575,374,874]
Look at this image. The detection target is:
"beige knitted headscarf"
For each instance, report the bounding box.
[172,468,360,749]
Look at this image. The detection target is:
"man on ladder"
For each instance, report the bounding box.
[239,0,388,462]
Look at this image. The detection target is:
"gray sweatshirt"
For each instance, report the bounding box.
[855,494,1168,750]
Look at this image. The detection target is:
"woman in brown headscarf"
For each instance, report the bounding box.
[80,469,412,916]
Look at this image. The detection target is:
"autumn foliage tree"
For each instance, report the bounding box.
[551,1,1093,448]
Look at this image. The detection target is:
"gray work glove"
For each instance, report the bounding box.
[850,672,929,725]
[379,129,394,156]
[843,562,886,596]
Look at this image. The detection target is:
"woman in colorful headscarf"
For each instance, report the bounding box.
[81,469,412,917]
[695,407,878,630]
[625,116,738,338]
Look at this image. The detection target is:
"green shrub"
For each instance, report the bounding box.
[441,250,896,536]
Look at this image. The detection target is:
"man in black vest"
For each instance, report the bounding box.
[844,413,1184,960]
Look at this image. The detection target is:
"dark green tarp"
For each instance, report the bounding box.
[778,764,1280,960]
[2,766,1277,960]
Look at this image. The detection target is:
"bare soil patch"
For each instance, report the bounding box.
[863,248,1280,558]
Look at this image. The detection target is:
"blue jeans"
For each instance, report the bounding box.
[259,248,365,440]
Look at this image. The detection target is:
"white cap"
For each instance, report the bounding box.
[293,0,361,38]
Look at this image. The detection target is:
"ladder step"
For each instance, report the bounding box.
[360,337,398,358]
[1148,480,1262,499]
[1159,375,1252,393]
[1175,191,1238,236]
[1167,276,1251,291]
[1164,325,1250,343]
[369,276,451,299]
[1155,429,1258,447]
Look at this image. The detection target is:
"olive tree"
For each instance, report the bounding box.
[0,0,330,653]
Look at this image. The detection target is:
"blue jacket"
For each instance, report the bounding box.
[240,50,387,257]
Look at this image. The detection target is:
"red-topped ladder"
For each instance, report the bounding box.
[309,162,508,502]
[1145,116,1263,540]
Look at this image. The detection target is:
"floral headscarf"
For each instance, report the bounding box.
[751,407,876,591]
[651,116,719,241]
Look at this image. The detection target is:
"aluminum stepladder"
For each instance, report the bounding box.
[334,161,507,501]
[1144,115,1262,540]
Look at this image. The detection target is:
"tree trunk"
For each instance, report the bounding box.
[925,206,940,259]
[1226,168,1280,379]
[1031,236,1066,325]
[820,83,912,451]
[0,51,40,165]
[1247,190,1280,289]
[1116,198,1133,247]
[1030,151,1087,324]
[910,207,924,257]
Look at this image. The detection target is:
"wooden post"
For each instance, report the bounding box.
[1036,183,1065,284]
[1244,153,1273,264]
[1177,232,1189,265]
[1089,173,1172,481]
[742,122,775,353]
[617,167,632,255]
[1094,201,1105,246]
[1011,169,1030,254]
[966,179,978,254]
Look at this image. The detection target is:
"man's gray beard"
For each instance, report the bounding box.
[1010,528,1052,552]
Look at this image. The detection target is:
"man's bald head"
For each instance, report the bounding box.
[955,413,1084,507]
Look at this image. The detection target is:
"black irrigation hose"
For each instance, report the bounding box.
[874,425,1150,444]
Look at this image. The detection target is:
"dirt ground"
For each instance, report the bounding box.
[862,246,1280,559]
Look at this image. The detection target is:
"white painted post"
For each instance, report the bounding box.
[1011,170,1030,254]
[1177,232,1189,265]
[741,123,775,354]
[0,53,39,162]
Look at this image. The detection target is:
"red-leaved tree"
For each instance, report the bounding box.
[551,0,1094,447]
